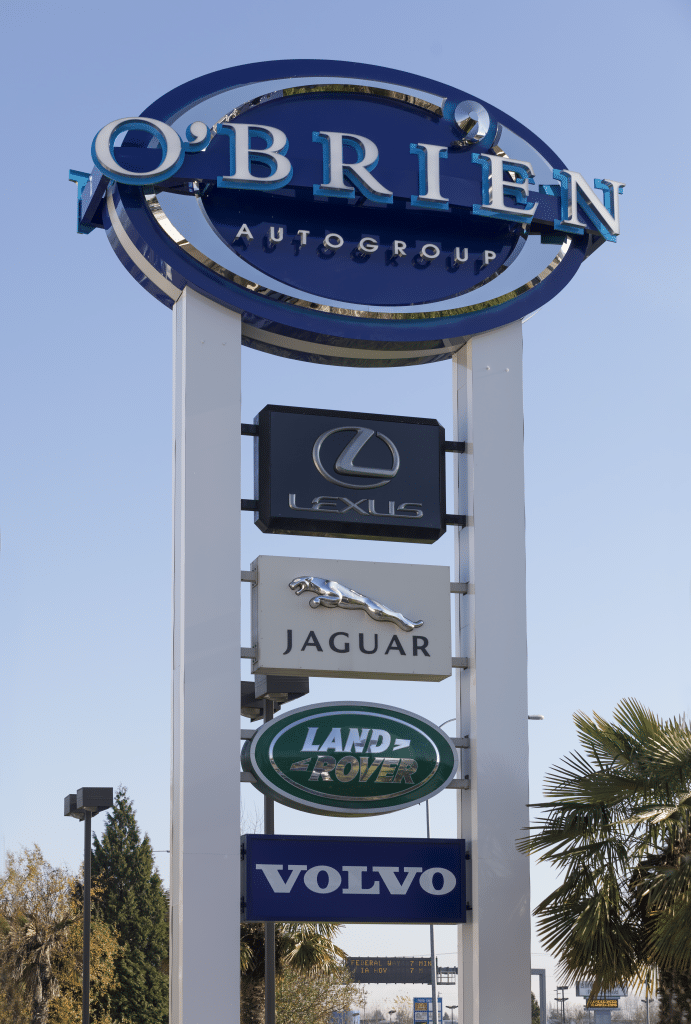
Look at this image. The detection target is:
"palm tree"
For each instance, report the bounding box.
[517,700,691,1022]
[0,846,75,1024]
[241,920,348,1024]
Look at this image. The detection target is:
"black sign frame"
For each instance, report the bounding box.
[253,404,447,543]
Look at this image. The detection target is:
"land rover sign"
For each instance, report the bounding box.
[241,701,459,815]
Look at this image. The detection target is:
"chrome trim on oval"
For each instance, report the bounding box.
[221,82,445,124]
[108,189,182,302]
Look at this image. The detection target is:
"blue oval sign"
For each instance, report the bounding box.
[78,60,624,366]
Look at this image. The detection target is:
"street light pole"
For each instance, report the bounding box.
[64,788,113,1024]
[447,1004,457,1024]
[82,809,92,1024]
[556,987,568,1024]
[426,810,438,1024]
[642,973,651,1024]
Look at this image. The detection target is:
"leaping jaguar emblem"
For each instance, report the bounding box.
[288,576,424,632]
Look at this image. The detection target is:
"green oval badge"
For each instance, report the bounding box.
[241,702,459,816]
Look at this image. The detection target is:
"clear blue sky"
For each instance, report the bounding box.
[2,0,690,1012]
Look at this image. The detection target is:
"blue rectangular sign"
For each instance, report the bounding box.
[414,997,443,1023]
[242,834,466,924]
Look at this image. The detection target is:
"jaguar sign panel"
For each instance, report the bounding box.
[254,405,446,542]
[241,702,459,816]
[241,834,466,922]
[74,60,623,366]
[250,555,451,681]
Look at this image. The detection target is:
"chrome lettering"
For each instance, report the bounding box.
[217,122,292,190]
[301,727,321,752]
[319,727,344,751]
[313,131,393,203]
[309,755,336,781]
[472,152,537,224]
[344,728,370,752]
[287,494,425,518]
[393,758,418,784]
[337,497,369,515]
[288,493,314,511]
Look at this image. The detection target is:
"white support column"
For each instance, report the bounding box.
[171,288,242,1024]
[453,321,531,1024]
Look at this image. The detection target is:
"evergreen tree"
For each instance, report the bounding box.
[91,787,168,1024]
[532,992,541,1024]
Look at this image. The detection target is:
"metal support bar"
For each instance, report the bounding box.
[241,423,259,436]
[444,441,467,453]
[241,647,256,660]
[453,737,470,748]
[241,772,256,783]
[452,657,470,669]
[242,570,465,592]
[82,810,91,1024]
[446,514,467,527]
[241,499,259,512]
[263,700,276,1024]
[241,730,255,741]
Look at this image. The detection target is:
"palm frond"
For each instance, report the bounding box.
[520,699,691,989]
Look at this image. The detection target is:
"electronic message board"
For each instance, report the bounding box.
[346,958,433,984]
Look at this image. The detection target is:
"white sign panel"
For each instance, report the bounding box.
[251,556,451,681]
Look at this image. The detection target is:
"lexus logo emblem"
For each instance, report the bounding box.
[312,426,400,490]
